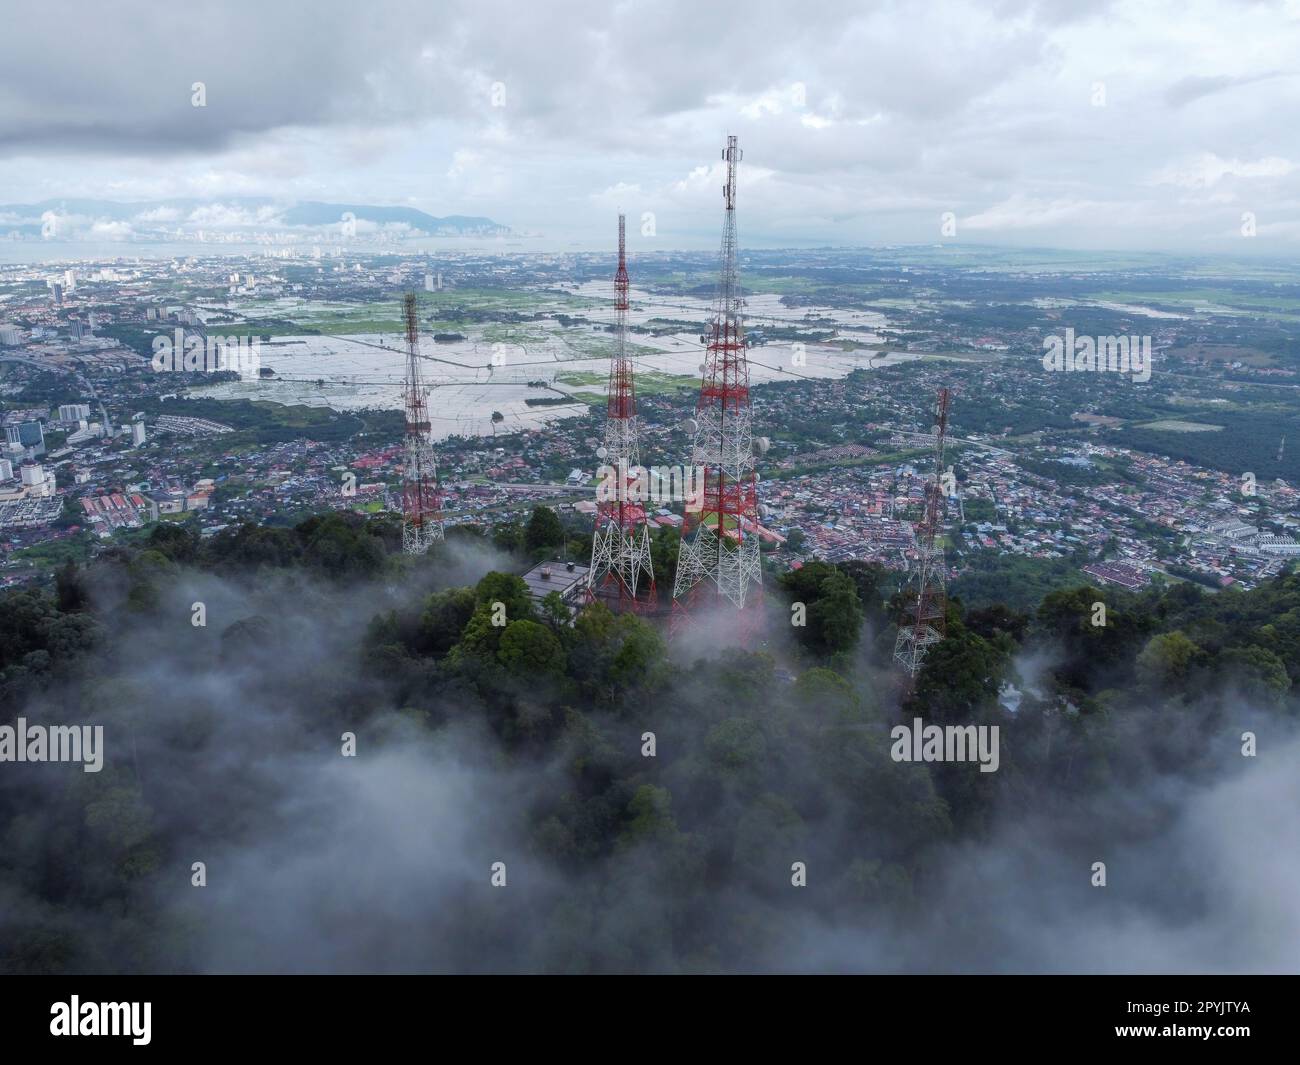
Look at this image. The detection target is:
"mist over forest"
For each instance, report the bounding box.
[1,510,1296,973]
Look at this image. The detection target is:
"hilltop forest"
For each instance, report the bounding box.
[0,509,1294,973]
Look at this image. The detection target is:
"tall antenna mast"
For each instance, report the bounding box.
[401,291,444,554]
[672,135,763,640]
[589,214,655,609]
[894,387,952,676]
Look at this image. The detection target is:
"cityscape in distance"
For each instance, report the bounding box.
[0,0,1297,1008]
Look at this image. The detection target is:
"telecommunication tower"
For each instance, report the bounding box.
[893,387,953,676]
[672,136,763,639]
[589,215,655,608]
[400,291,444,554]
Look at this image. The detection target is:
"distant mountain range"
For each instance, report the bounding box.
[0,198,509,241]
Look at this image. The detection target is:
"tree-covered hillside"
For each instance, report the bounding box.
[0,512,1295,973]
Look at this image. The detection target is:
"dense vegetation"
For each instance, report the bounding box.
[0,511,1294,973]
[1109,409,1300,484]
[133,395,393,446]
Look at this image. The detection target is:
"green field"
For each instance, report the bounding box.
[555,369,695,400]
[1136,420,1224,432]
[1086,288,1300,321]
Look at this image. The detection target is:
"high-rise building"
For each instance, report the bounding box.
[69,319,85,340]
[4,420,44,455]
[423,272,435,292]
[20,462,54,497]
[63,269,76,292]
[0,458,12,482]
[51,282,63,306]
[0,324,22,346]
[131,413,147,447]
[58,404,91,423]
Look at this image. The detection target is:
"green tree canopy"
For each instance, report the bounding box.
[525,506,565,553]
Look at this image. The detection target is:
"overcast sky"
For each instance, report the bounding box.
[3,0,1300,251]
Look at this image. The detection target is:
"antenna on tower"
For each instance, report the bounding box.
[893,387,953,677]
[400,291,444,554]
[672,135,764,642]
[588,214,655,610]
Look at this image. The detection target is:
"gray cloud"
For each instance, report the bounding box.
[0,0,1297,248]
[1164,71,1288,108]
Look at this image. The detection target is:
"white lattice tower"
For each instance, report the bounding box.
[894,387,952,676]
[400,291,444,554]
[672,136,763,640]
[589,214,654,608]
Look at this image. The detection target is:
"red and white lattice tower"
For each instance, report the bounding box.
[893,387,953,676]
[672,136,763,638]
[588,214,655,608]
[400,291,444,554]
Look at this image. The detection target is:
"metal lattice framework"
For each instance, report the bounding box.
[400,291,444,554]
[894,387,952,676]
[589,214,655,609]
[672,136,763,639]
